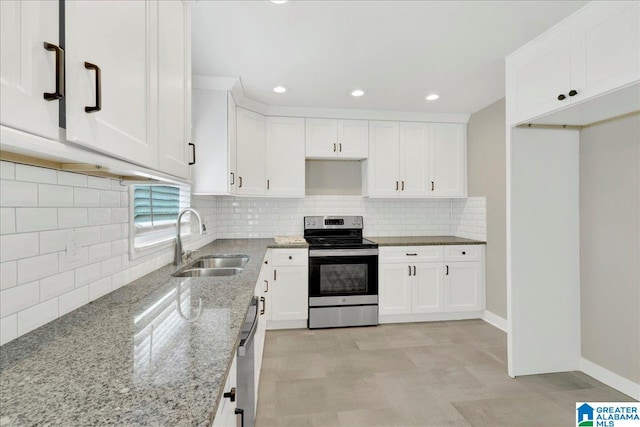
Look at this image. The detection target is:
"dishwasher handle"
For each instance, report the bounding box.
[238,297,259,356]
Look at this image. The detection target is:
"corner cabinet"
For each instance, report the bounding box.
[365,121,466,198]
[0,0,60,140]
[305,118,368,159]
[265,117,305,197]
[379,245,484,323]
[506,1,640,125]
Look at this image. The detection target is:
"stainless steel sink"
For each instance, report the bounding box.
[190,255,249,269]
[172,267,244,277]
[171,255,250,277]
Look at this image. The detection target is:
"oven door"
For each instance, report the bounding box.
[308,249,378,299]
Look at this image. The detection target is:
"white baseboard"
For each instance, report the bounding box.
[580,357,640,400]
[481,310,508,332]
[266,319,307,330]
[379,311,483,324]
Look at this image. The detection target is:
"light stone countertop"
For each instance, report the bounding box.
[367,236,486,246]
[0,238,301,427]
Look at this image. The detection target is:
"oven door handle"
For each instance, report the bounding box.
[309,249,378,257]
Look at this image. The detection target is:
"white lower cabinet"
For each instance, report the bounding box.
[379,245,484,322]
[212,355,237,427]
[264,248,308,328]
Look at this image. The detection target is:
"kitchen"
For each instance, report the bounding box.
[1,1,638,426]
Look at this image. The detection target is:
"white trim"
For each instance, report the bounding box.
[481,310,508,332]
[266,319,307,330]
[580,357,640,400]
[379,311,483,324]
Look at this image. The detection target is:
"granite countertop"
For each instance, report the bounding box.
[367,236,486,246]
[0,238,294,427]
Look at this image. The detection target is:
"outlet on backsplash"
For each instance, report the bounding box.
[66,231,81,261]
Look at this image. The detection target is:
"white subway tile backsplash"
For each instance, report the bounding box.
[40,271,75,301]
[100,190,120,207]
[38,184,74,207]
[17,298,58,336]
[1,281,40,317]
[39,229,67,254]
[15,164,56,184]
[59,286,89,316]
[75,262,101,288]
[0,208,16,234]
[100,224,121,242]
[75,226,101,247]
[0,261,17,290]
[58,247,89,272]
[17,253,58,284]
[74,188,100,207]
[88,242,111,263]
[58,171,87,187]
[0,180,38,207]
[57,208,88,229]
[111,239,128,256]
[0,314,17,346]
[16,208,58,232]
[88,277,111,301]
[87,208,111,225]
[0,161,15,180]
[111,208,128,224]
[87,176,111,190]
[0,232,39,262]
[101,257,122,278]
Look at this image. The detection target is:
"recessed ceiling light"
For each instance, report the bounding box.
[351,89,365,97]
[271,0,288,4]
[425,93,440,101]
[273,86,287,93]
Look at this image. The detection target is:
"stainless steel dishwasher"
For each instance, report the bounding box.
[236,297,258,427]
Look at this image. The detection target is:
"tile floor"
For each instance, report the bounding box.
[255,320,636,426]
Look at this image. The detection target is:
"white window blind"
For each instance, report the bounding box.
[132,184,190,249]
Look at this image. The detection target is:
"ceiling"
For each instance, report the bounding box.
[192,1,587,115]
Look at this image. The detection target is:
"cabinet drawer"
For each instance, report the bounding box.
[443,245,483,262]
[380,246,443,263]
[271,249,308,266]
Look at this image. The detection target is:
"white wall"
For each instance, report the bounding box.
[0,162,216,345]
[579,115,639,385]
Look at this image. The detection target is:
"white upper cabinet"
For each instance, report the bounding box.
[506,1,640,125]
[305,118,368,159]
[191,90,236,194]
[366,121,400,197]
[157,0,190,179]
[265,117,305,197]
[0,0,60,140]
[399,122,429,197]
[65,0,157,168]
[236,107,266,196]
[429,123,466,198]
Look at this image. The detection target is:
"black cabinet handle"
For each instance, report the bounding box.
[223,387,236,402]
[401,181,405,191]
[406,253,417,256]
[230,172,235,185]
[462,251,466,255]
[557,94,566,101]
[238,176,243,188]
[395,181,399,191]
[339,143,342,152]
[264,280,268,293]
[431,181,435,191]
[84,62,101,113]
[235,408,245,427]
[333,143,337,152]
[569,90,578,97]
[273,269,276,281]
[260,296,265,315]
[446,265,449,275]
[267,179,270,190]
[408,265,412,276]
[43,42,64,101]
[188,143,196,165]
[413,265,416,276]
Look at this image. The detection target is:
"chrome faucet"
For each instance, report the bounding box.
[174,208,204,266]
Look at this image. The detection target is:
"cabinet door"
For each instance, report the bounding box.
[412,263,444,313]
[305,118,337,158]
[429,123,466,197]
[444,262,483,312]
[399,122,429,197]
[157,0,189,178]
[337,120,368,159]
[213,355,237,427]
[65,0,156,167]
[570,1,640,103]
[236,107,266,196]
[271,266,308,321]
[367,121,400,197]
[0,0,59,140]
[266,117,305,197]
[379,263,412,315]
[505,27,572,124]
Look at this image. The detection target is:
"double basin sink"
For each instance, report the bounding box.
[172,254,249,277]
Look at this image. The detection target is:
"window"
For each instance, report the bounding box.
[131,184,190,251]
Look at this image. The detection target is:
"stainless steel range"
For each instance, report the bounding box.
[304,216,379,329]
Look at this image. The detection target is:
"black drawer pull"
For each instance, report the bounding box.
[188,143,196,165]
[406,253,417,256]
[462,251,466,255]
[84,62,101,113]
[223,387,236,402]
[43,42,64,101]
